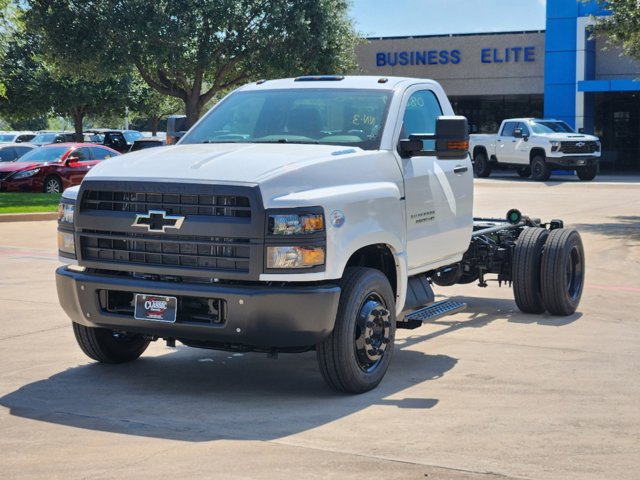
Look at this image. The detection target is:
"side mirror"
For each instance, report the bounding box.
[167,115,187,144]
[65,156,80,165]
[399,116,469,159]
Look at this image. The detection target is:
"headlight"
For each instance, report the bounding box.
[10,168,40,180]
[58,231,76,255]
[268,211,324,235]
[267,246,325,269]
[57,203,75,224]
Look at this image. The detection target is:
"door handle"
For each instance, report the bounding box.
[454,166,468,174]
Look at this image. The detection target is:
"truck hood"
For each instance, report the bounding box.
[544,133,599,141]
[86,143,366,184]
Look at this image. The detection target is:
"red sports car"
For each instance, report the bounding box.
[0,143,120,193]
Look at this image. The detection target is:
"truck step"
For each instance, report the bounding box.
[404,300,467,323]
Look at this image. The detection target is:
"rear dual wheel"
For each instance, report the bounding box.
[512,228,584,316]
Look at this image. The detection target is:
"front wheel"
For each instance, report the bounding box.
[517,167,531,178]
[317,268,396,394]
[72,323,150,363]
[531,156,550,182]
[576,164,598,181]
[44,176,63,194]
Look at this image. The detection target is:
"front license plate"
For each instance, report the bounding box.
[134,294,177,323]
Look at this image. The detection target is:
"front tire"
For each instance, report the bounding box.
[512,227,549,314]
[540,229,585,316]
[473,151,492,178]
[72,323,150,363]
[531,155,550,182]
[44,176,63,194]
[517,167,531,178]
[317,268,396,394]
[576,164,597,181]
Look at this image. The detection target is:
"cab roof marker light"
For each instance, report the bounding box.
[256,79,267,85]
[378,78,389,83]
[294,75,345,82]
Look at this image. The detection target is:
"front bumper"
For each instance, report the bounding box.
[56,266,340,348]
[546,155,599,169]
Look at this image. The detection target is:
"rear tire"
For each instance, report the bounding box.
[473,151,492,178]
[531,156,550,181]
[540,229,585,316]
[576,164,597,181]
[512,227,549,314]
[72,323,150,363]
[317,267,396,394]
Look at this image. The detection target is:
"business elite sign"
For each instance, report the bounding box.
[375,46,536,67]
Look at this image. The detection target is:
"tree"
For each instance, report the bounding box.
[592,0,640,60]
[26,0,360,127]
[128,78,183,135]
[0,33,131,139]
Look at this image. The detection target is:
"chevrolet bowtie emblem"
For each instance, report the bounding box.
[132,210,185,232]
[575,142,585,147]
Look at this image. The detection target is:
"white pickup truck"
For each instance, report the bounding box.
[56,76,585,393]
[469,118,601,181]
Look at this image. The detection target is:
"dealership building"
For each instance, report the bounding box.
[355,0,640,171]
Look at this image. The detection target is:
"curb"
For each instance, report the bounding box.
[0,212,58,223]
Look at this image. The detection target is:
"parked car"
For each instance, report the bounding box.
[0,143,37,162]
[0,143,120,193]
[31,132,76,147]
[84,129,144,153]
[0,131,36,143]
[128,136,165,152]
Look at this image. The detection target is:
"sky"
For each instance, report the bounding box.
[349,0,547,38]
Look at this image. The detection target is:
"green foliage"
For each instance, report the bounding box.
[26,0,361,126]
[0,193,61,213]
[9,116,47,130]
[592,0,640,60]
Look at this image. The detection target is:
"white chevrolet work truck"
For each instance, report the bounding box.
[469,118,601,181]
[56,76,585,393]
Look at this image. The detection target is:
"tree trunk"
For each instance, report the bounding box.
[184,95,203,129]
[151,116,160,136]
[71,110,85,142]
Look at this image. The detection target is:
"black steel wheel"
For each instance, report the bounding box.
[317,267,396,394]
[72,323,150,363]
[44,176,63,194]
[512,227,549,314]
[517,167,531,178]
[473,151,492,178]
[531,155,550,181]
[540,229,585,316]
[576,164,597,181]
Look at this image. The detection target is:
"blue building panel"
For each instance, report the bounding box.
[545,51,578,85]
[578,1,609,17]
[578,80,611,92]
[544,84,576,120]
[547,0,579,18]
[610,80,640,91]
[545,18,578,51]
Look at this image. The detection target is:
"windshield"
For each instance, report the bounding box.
[530,120,575,134]
[31,133,56,144]
[181,88,392,150]
[18,146,69,163]
[123,131,144,143]
[0,135,16,142]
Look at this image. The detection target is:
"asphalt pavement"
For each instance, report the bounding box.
[1,173,639,479]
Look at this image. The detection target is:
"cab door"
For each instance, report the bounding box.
[395,88,473,272]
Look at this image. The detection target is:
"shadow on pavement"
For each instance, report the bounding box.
[573,216,640,243]
[0,346,456,442]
